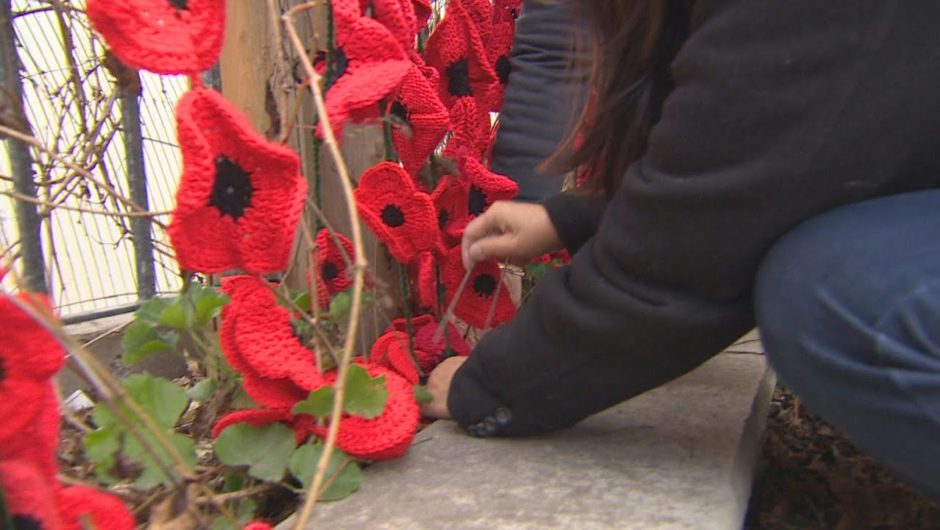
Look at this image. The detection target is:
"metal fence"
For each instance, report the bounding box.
[0,0,186,322]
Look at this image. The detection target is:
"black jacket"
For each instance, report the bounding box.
[449,0,940,435]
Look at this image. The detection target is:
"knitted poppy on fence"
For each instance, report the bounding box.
[308,364,419,461]
[86,0,225,75]
[441,246,516,328]
[390,64,451,178]
[169,88,307,275]
[412,0,433,29]
[369,331,420,384]
[314,228,355,309]
[57,485,136,530]
[430,174,470,245]
[220,276,326,407]
[355,161,443,263]
[0,460,62,530]
[415,251,441,309]
[459,155,519,217]
[368,0,420,61]
[322,5,411,139]
[424,0,498,111]
[388,314,471,371]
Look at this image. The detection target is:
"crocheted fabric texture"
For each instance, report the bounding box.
[0,460,61,530]
[441,246,516,328]
[355,161,442,263]
[86,0,225,75]
[369,331,420,384]
[368,0,420,61]
[314,228,355,309]
[324,3,411,139]
[169,88,307,275]
[220,276,324,409]
[388,314,470,371]
[430,159,517,243]
[391,63,451,178]
[57,485,136,530]
[308,364,419,461]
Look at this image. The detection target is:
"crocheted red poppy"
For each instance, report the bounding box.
[323,8,411,139]
[445,97,492,160]
[424,0,498,110]
[212,408,304,442]
[310,364,419,461]
[431,160,518,242]
[412,0,432,30]
[244,522,274,530]
[485,19,514,111]
[219,278,312,409]
[169,88,307,275]
[354,161,442,264]
[391,64,450,178]
[369,0,419,61]
[459,155,519,216]
[369,331,419,384]
[313,228,355,309]
[388,314,471,371]
[58,485,135,530]
[441,246,516,328]
[86,0,225,75]
[415,251,441,309]
[0,460,61,530]
[1,384,60,480]
[430,175,469,245]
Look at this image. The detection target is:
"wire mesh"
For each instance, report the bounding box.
[0,0,185,319]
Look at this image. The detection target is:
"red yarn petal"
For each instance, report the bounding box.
[430,174,471,244]
[169,88,307,275]
[86,0,225,75]
[58,485,135,530]
[459,155,519,217]
[0,292,66,382]
[0,378,46,453]
[370,0,419,61]
[212,408,295,438]
[354,162,442,264]
[370,331,419,384]
[244,522,274,530]
[1,384,60,479]
[441,246,516,328]
[311,364,419,461]
[415,251,440,310]
[324,16,411,138]
[445,96,492,160]
[313,228,355,306]
[391,64,450,178]
[412,0,432,30]
[389,314,470,371]
[0,460,61,530]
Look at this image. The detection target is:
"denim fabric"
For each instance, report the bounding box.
[755,189,940,504]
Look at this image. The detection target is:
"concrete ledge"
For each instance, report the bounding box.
[288,334,775,530]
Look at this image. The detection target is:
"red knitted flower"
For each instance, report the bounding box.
[368,0,420,61]
[388,314,470,371]
[459,155,519,216]
[0,460,61,530]
[412,0,432,30]
[369,331,420,384]
[310,364,419,461]
[169,88,307,275]
[424,0,498,110]
[445,96,493,160]
[485,18,514,110]
[441,246,516,328]
[219,277,316,409]
[390,64,450,178]
[415,251,441,309]
[430,174,469,245]
[323,6,411,139]
[354,161,442,264]
[313,229,355,309]
[58,485,135,530]
[244,522,274,530]
[431,159,518,242]
[0,293,65,450]
[2,384,60,480]
[86,0,225,75]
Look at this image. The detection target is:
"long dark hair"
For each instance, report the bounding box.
[546,1,692,197]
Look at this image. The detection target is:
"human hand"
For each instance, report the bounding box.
[420,356,468,419]
[461,201,562,268]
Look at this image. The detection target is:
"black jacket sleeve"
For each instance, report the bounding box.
[449,0,940,435]
[542,192,607,254]
[489,0,590,202]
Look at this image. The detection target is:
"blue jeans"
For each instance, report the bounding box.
[755,189,940,504]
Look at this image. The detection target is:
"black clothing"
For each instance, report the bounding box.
[449,0,940,435]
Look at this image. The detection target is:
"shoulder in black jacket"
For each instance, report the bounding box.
[449,0,940,435]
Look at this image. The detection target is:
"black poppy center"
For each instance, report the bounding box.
[334,48,349,80]
[209,156,254,220]
[13,516,43,530]
[438,208,449,230]
[446,58,472,97]
[0,357,6,381]
[168,0,189,10]
[473,274,497,296]
[495,55,511,85]
[391,100,410,125]
[381,204,406,227]
[322,261,340,283]
[468,185,487,216]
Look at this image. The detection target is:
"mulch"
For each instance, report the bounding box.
[744,384,940,530]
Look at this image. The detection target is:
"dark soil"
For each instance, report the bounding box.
[744,384,940,530]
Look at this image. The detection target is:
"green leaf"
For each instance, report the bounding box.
[328,291,352,320]
[187,378,219,402]
[293,386,335,418]
[292,292,311,313]
[190,285,229,326]
[135,296,176,325]
[83,426,120,484]
[288,443,361,501]
[414,385,433,404]
[158,301,192,330]
[214,423,297,482]
[124,431,197,489]
[342,365,387,419]
[121,322,177,365]
[128,374,191,429]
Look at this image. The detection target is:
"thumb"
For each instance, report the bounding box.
[467,233,518,264]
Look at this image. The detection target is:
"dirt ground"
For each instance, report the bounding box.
[744,384,940,530]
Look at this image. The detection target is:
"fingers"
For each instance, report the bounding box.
[467,233,517,264]
[462,207,502,268]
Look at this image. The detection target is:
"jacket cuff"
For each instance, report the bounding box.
[447,351,513,437]
[542,192,608,254]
